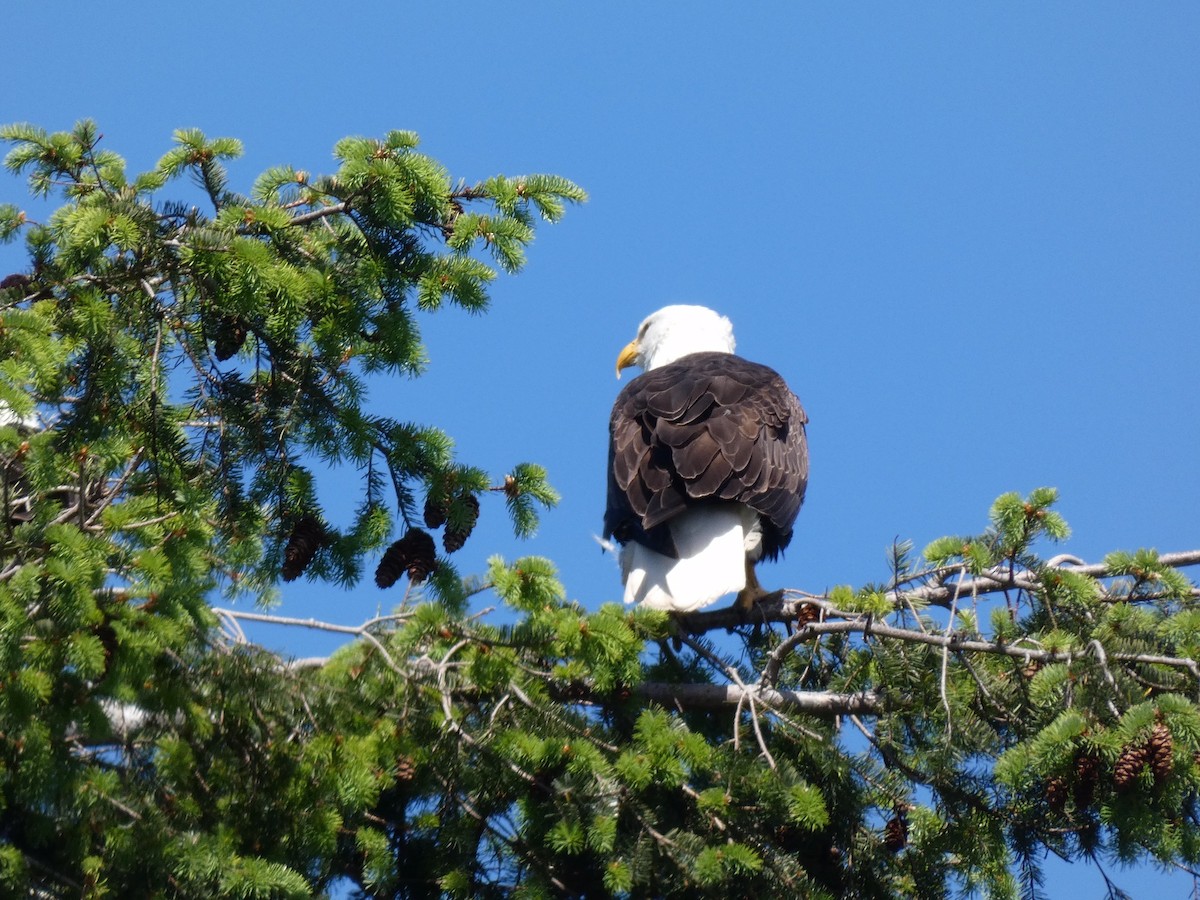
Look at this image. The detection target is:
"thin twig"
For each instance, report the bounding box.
[1086,639,1124,719]
[940,566,967,738]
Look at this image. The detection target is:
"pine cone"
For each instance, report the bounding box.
[796,603,821,628]
[394,755,417,783]
[883,808,908,853]
[1073,753,1101,809]
[1148,720,1173,783]
[1113,741,1149,792]
[213,316,248,361]
[1045,776,1067,813]
[281,515,326,582]
[442,494,480,554]
[0,273,32,292]
[375,528,438,588]
[423,492,447,529]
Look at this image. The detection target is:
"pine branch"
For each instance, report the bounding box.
[677,549,1200,633]
[285,201,351,226]
[899,549,1200,608]
[636,681,881,716]
[213,607,412,676]
[207,606,884,717]
[772,617,1200,679]
[211,607,412,636]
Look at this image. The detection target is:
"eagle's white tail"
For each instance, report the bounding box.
[620,507,748,611]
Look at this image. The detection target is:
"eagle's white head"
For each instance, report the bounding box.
[615,304,736,376]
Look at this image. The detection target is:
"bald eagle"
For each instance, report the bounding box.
[604,305,808,612]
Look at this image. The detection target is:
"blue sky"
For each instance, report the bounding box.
[6,3,1200,894]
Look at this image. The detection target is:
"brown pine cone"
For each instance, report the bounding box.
[503,474,520,499]
[1045,776,1067,813]
[1148,720,1173,783]
[1113,741,1149,793]
[213,316,248,362]
[883,808,908,853]
[375,528,438,588]
[442,493,480,554]
[1073,752,1101,809]
[796,603,821,628]
[281,515,326,582]
[423,492,448,529]
[394,755,417,783]
[0,273,32,292]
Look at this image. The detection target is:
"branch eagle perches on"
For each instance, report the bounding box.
[677,549,1200,633]
[188,545,1200,728]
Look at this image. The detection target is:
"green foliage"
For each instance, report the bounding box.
[924,487,1069,575]
[0,120,582,603]
[2,123,1199,899]
[0,122,588,898]
[504,463,560,538]
[835,584,892,616]
[0,204,23,243]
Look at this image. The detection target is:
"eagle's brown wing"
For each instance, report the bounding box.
[605,351,807,560]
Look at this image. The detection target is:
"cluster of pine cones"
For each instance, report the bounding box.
[1045,717,1174,813]
[372,487,484,592]
[421,490,480,554]
[374,489,482,588]
[1114,718,1173,792]
[277,483,482,588]
[1045,752,1100,812]
[375,528,439,588]
[372,488,481,588]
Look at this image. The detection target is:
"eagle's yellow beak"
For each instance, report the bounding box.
[615,339,640,379]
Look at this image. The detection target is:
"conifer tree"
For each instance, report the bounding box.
[2,122,1199,898]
